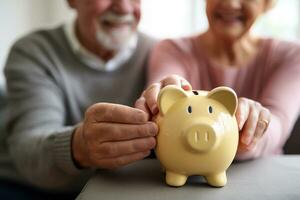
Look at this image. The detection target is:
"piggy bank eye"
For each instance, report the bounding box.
[209,106,213,114]
[187,105,192,114]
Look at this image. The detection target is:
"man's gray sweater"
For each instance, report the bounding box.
[1,26,154,192]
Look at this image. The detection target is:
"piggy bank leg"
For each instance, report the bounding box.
[165,171,187,187]
[205,171,227,187]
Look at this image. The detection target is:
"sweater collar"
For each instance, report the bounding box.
[63,19,138,72]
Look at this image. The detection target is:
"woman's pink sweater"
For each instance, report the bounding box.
[148,36,300,160]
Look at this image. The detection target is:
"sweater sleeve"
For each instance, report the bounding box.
[147,39,189,85]
[4,38,93,191]
[236,42,300,160]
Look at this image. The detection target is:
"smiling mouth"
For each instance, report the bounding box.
[100,19,134,31]
[215,12,245,24]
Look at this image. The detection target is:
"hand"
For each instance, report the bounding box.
[135,74,192,117]
[72,103,158,169]
[235,97,271,153]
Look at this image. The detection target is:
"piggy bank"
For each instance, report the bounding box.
[155,85,239,187]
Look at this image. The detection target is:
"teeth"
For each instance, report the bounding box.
[100,20,132,29]
[217,11,242,21]
[100,12,135,25]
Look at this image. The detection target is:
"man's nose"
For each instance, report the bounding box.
[112,0,134,15]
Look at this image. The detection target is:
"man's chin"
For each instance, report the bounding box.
[96,28,135,51]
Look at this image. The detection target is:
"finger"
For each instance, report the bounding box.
[134,95,151,120]
[237,139,248,153]
[251,108,271,144]
[96,150,151,169]
[87,103,148,124]
[161,75,182,87]
[97,137,156,158]
[235,98,250,130]
[161,75,192,90]
[237,135,258,154]
[91,122,158,142]
[237,141,258,154]
[240,105,260,145]
[144,83,161,115]
[180,79,192,91]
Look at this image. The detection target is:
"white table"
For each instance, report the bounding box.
[77,156,300,200]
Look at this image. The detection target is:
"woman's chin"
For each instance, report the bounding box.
[213,29,246,42]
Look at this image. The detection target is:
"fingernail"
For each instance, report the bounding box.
[238,120,243,130]
[148,137,157,148]
[182,85,190,90]
[151,105,159,115]
[145,151,151,157]
[149,122,158,136]
[239,124,243,131]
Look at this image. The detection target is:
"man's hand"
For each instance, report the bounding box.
[135,74,192,117]
[236,97,271,153]
[72,103,158,169]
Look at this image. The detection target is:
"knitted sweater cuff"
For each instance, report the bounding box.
[53,126,85,175]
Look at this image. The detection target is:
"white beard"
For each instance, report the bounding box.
[96,25,135,51]
[96,12,137,51]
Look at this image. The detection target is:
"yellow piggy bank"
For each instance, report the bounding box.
[156,85,239,187]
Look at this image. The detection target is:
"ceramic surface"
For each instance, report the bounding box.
[156,85,239,187]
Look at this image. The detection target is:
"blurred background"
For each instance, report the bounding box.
[0,0,300,86]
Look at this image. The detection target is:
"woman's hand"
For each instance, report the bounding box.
[135,74,192,117]
[235,97,271,153]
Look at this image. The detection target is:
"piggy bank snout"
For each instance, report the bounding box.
[185,124,217,152]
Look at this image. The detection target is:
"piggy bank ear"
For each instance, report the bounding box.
[158,85,188,116]
[207,86,238,116]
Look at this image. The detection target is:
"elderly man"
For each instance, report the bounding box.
[0,0,157,198]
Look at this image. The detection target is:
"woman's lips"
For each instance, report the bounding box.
[215,12,245,25]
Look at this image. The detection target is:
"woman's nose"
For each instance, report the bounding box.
[222,0,242,9]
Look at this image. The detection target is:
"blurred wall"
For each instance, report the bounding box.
[0,0,208,86]
[1,0,299,86]
[0,0,74,85]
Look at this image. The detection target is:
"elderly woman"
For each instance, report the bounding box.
[136,0,300,159]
